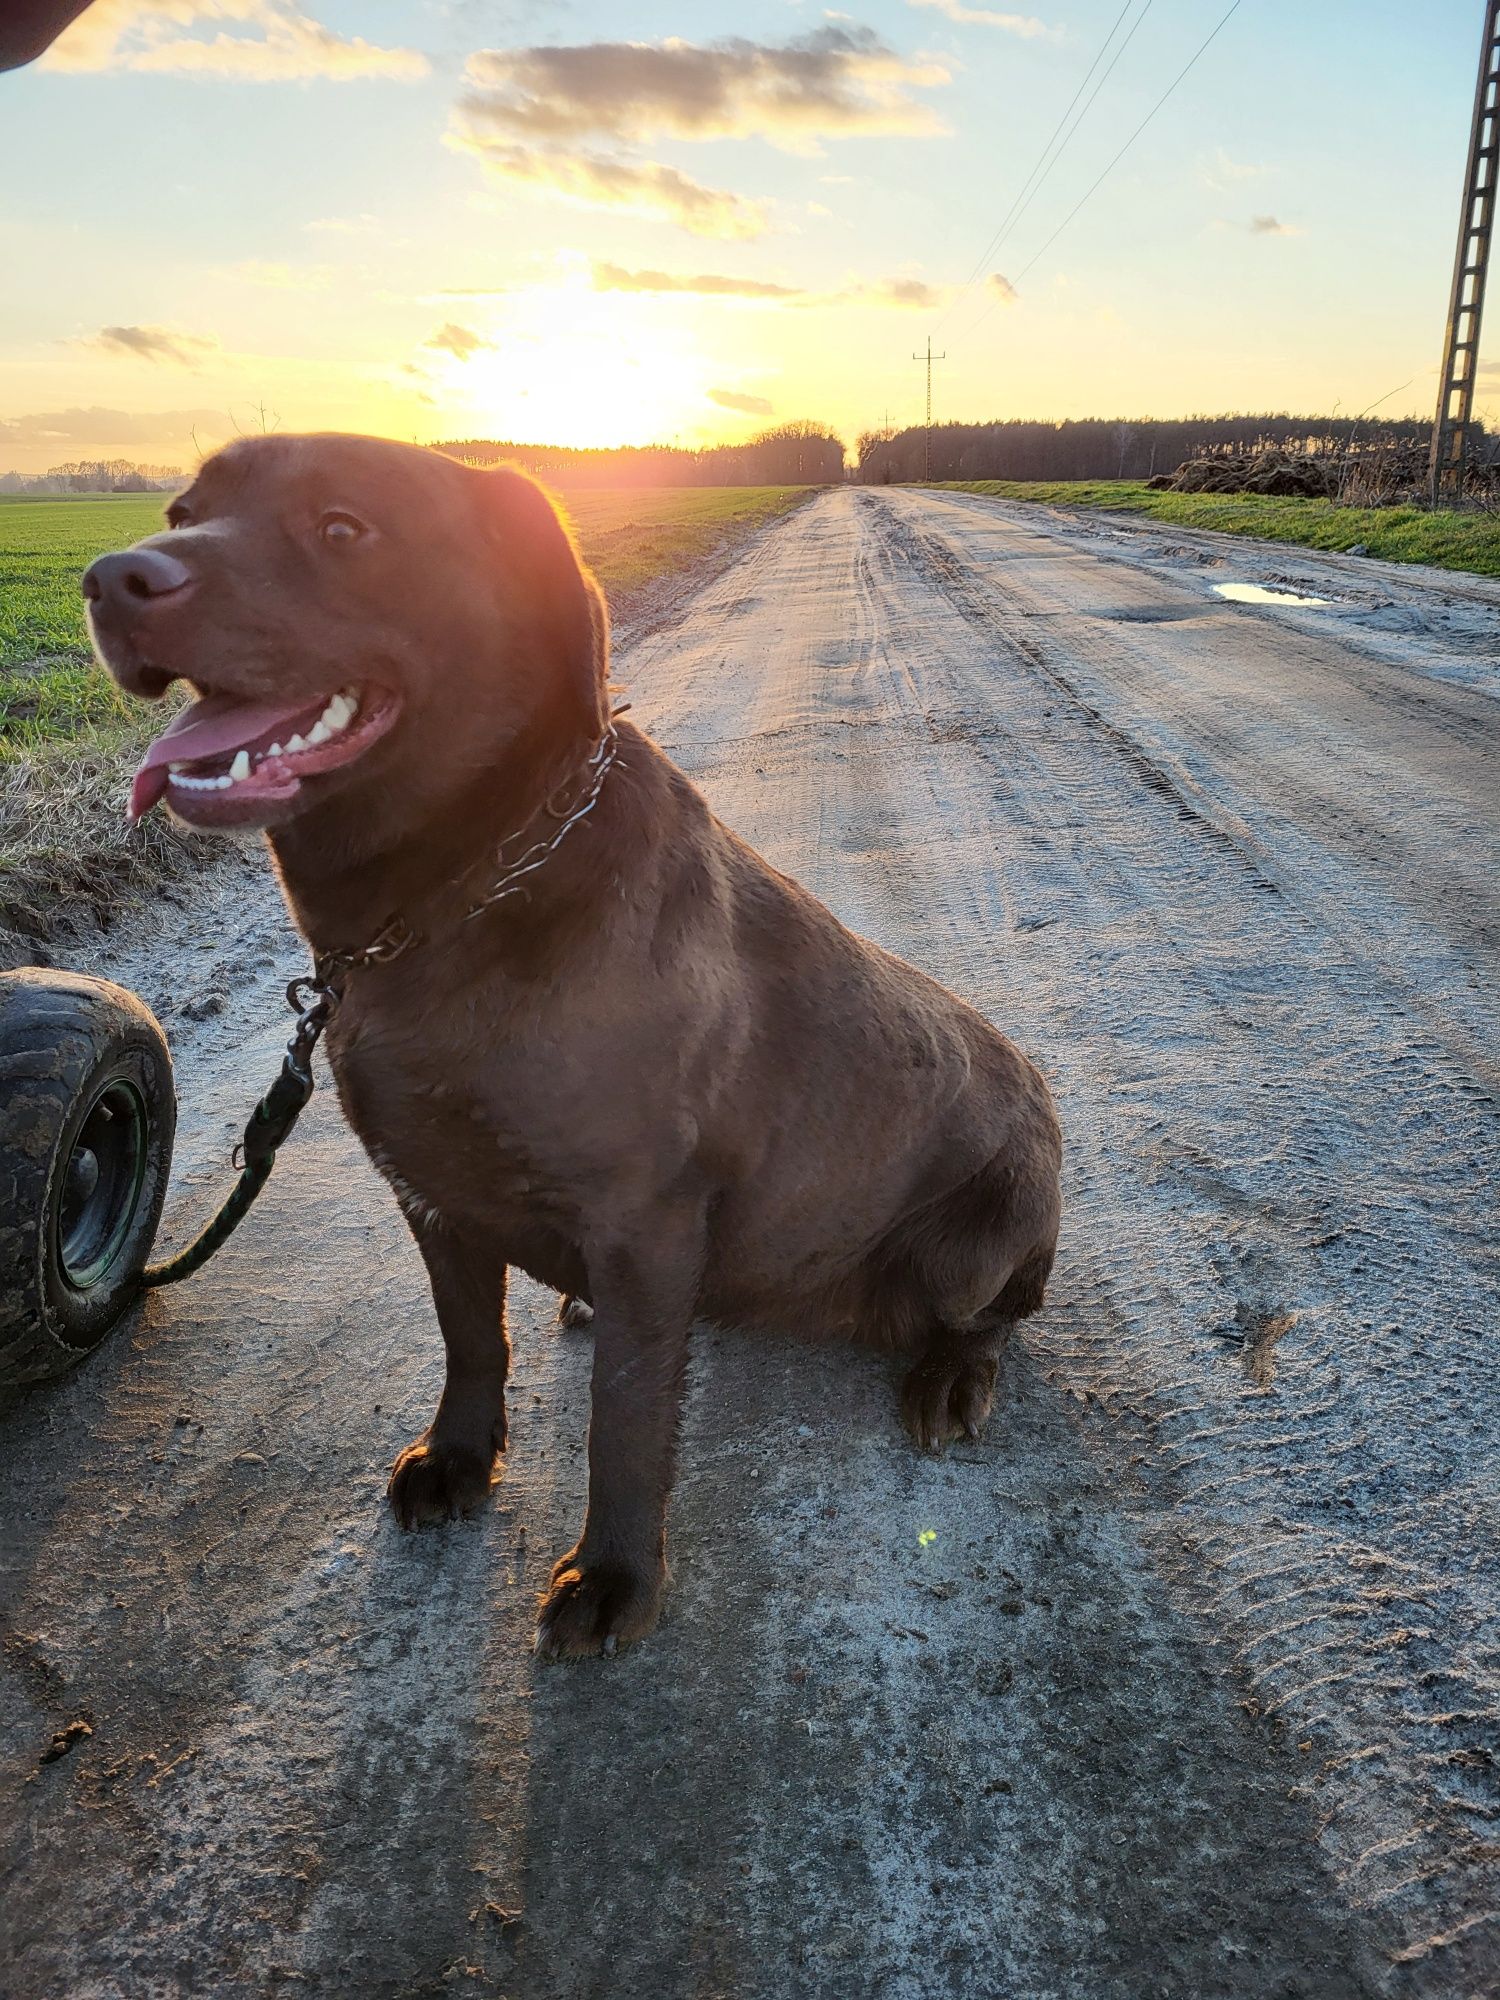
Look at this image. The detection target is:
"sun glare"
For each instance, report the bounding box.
[440,276,720,450]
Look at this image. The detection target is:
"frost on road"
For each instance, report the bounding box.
[3,489,1497,1999]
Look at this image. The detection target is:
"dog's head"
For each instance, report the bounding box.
[83,433,607,835]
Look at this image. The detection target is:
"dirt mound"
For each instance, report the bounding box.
[1147,453,1337,499]
[1149,445,1500,507]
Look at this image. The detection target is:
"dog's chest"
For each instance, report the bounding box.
[330,1014,580,1233]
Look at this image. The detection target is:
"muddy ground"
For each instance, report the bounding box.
[2,489,1497,1998]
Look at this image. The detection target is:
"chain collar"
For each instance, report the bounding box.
[312,718,623,990]
[464,720,620,920]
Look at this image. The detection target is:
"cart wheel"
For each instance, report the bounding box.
[0,969,176,1391]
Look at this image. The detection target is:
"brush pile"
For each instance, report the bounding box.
[1149,443,1500,507]
[1147,453,1336,498]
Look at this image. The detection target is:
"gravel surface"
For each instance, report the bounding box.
[3,488,1496,1998]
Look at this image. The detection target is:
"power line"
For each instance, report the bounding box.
[1430,0,1500,504]
[912,336,947,481]
[937,0,1141,333]
[965,0,1246,340]
[944,0,1158,339]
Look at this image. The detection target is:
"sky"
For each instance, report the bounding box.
[0,0,1491,471]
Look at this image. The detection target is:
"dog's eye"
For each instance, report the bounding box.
[165,504,189,530]
[318,511,365,547]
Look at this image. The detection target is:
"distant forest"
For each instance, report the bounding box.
[9,414,1488,494]
[1,459,183,494]
[854,413,1455,485]
[442,412,1471,488]
[439,420,846,488]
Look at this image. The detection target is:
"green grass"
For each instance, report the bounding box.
[936,480,1500,579]
[560,485,813,600]
[0,484,814,757]
[1,495,167,751]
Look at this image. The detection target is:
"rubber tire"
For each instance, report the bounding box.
[0,968,176,1391]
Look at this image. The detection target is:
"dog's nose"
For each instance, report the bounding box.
[82,545,193,609]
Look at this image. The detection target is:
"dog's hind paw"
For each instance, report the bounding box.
[901,1346,998,1452]
[534,1552,663,1660]
[387,1436,499,1528]
[557,1293,595,1330]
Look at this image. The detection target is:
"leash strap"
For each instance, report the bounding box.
[140,978,334,1290]
[139,710,632,1290]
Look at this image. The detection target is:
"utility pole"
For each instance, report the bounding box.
[1430,0,1500,506]
[911,336,947,483]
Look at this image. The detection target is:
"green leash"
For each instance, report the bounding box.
[141,977,334,1289]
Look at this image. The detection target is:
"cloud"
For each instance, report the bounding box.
[448,26,948,238]
[1249,214,1299,236]
[447,134,767,238]
[592,261,800,299]
[861,276,943,309]
[907,0,1057,35]
[709,388,774,416]
[0,406,230,451]
[458,26,947,155]
[86,324,219,366]
[425,321,489,360]
[987,272,1017,304]
[42,0,427,81]
[1199,146,1263,190]
[588,262,949,309]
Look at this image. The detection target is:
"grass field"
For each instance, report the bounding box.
[0,484,813,757]
[937,480,1500,579]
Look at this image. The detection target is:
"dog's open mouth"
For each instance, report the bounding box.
[129,683,398,827]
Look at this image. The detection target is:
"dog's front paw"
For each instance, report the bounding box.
[557,1293,595,1330]
[901,1348,998,1452]
[534,1550,664,1660]
[387,1435,499,1528]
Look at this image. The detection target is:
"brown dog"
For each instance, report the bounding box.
[84,434,1063,1658]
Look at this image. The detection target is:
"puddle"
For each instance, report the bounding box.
[1213,582,1329,608]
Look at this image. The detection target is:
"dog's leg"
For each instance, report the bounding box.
[388,1216,509,1529]
[557,1292,594,1329]
[901,1320,1007,1452]
[535,1209,701,1659]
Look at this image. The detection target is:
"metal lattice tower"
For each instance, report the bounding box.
[1430,0,1500,505]
[911,337,947,483]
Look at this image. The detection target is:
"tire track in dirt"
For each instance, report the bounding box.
[757,489,1500,1985]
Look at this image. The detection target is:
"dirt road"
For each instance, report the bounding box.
[4,488,1497,1999]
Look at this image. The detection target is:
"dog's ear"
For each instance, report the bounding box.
[472,465,609,741]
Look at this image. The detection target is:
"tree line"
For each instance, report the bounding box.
[854,414,1461,486]
[438,420,847,488]
[0,460,184,494]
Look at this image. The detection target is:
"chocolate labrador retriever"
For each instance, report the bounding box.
[83,434,1062,1657]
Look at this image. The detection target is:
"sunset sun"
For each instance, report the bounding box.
[432,276,722,450]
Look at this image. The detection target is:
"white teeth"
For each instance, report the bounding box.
[163,687,361,796]
[318,691,357,736]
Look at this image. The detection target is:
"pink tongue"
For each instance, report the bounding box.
[129,692,323,821]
